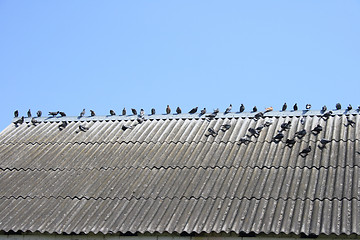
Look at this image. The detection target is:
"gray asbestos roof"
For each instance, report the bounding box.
[0,109,360,235]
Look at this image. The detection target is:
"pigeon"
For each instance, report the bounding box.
[239,136,251,145]
[265,106,273,112]
[311,124,323,135]
[122,125,133,131]
[31,118,39,126]
[176,107,182,114]
[281,121,291,131]
[90,110,96,116]
[49,111,59,117]
[36,110,42,117]
[137,117,144,124]
[14,110,19,118]
[131,108,137,115]
[336,103,341,110]
[345,117,355,127]
[293,103,298,111]
[221,123,231,131]
[78,125,89,132]
[282,103,287,111]
[321,105,327,113]
[27,109,32,118]
[151,108,156,115]
[347,104,352,111]
[110,110,116,116]
[253,106,257,112]
[320,139,331,145]
[248,128,259,137]
[213,108,219,114]
[122,108,126,116]
[189,107,198,114]
[200,108,206,115]
[59,112,66,117]
[79,109,85,117]
[207,127,217,136]
[140,109,145,117]
[13,116,24,125]
[299,146,311,157]
[166,105,171,114]
[254,112,264,120]
[273,132,284,142]
[306,104,311,110]
[285,138,296,148]
[239,104,245,113]
[295,129,307,138]
[321,111,333,120]
[224,104,232,114]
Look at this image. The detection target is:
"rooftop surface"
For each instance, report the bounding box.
[0,109,359,235]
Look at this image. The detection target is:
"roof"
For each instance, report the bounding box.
[0,109,359,235]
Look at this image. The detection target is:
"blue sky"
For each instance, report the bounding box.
[0,1,359,131]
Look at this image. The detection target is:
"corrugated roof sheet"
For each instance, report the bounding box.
[0,110,359,235]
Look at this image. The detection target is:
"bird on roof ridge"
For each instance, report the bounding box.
[224,104,232,114]
[14,110,19,118]
[27,109,32,118]
[151,108,156,115]
[282,103,287,111]
[122,108,126,116]
[253,106,257,112]
[305,104,311,110]
[321,105,327,113]
[200,108,206,115]
[59,112,66,117]
[37,110,42,117]
[239,104,245,113]
[140,109,145,117]
[166,105,171,114]
[79,109,85,117]
[110,110,116,116]
[90,110,96,116]
[176,107,182,114]
[293,103,298,111]
[131,108,137,115]
[347,104,352,111]
[189,107,198,114]
[336,103,341,110]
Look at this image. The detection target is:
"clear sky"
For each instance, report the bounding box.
[0,1,359,131]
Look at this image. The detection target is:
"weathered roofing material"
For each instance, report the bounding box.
[0,110,359,235]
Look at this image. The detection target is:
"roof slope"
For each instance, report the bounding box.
[0,110,359,235]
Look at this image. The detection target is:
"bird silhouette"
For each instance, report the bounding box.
[254,112,264,120]
[299,146,311,157]
[140,109,145,117]
[225,104,232,114]
[90,110,96,116]
[253,106,257,112]
[37,110,42,117]
[305,104,311,110]
[280,121,291,131]
[207,127,217,136]
[176,107,182,114]
[239,104,245,113]
[282,103,287,111]
[131,108,137,115]
[347,104,352,111]
[49,111,59,117]
[122,108,126,116]
[27,109,32,118]
[248,128,259,138]
[200,108,206,115]
[336,103,341,110]
[189,107,198,114]
[59,112,66,117]
[79,109,85,117]
[166,105,171,114]
[321,105,327,113]
[110,110,116,116]
[293,103,298,111]
[213,108,219,114]
[151,108,156,115]
[14,110,19,118]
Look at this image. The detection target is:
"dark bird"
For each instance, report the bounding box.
[122,125,133,131]
[293,103,298,111]
[166,105,171,114]
[280,121,291,131]
[59,112,66,117]
[254,112,264,120]
[49,111,59,117]
[131,108,137,115]
[239,104,245,113]
[295,129,307,138]
[122,108,126,116]
[176,107,182,114]
[58,121,68,131]
[110,110,116,116]
[221,123,231,131]
[14,110,19,118]
[285,138,296,148]
[358,106,360,112]
[336,103,341,110]
[151,108,156,115]
[347,104,352,111]
[299,146,311,157]
[79,109,85,117]
[200,108,206,115]
[207,127,217,136]
[140,109,145,117]
[27,109,32,118]
[137,117,144,124]
[36,110,42,117]
[13,116,25,125]
[78,125,89,132]
[273,132,284,142]
[248,128,259,137]
[321,111,333,120]
[311,124,323,135]
[305,104,311,110]
[90,110,96,116]
[224,104,232,114]
[321,105,327,113]
[253,106,257,112]
[31,118,39,126]
[213,108,219,114]
[282,103,287,111]
[239,136,251,145]
[189,107,198,114]
[345,117,355,127]
[320,138,331,145]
